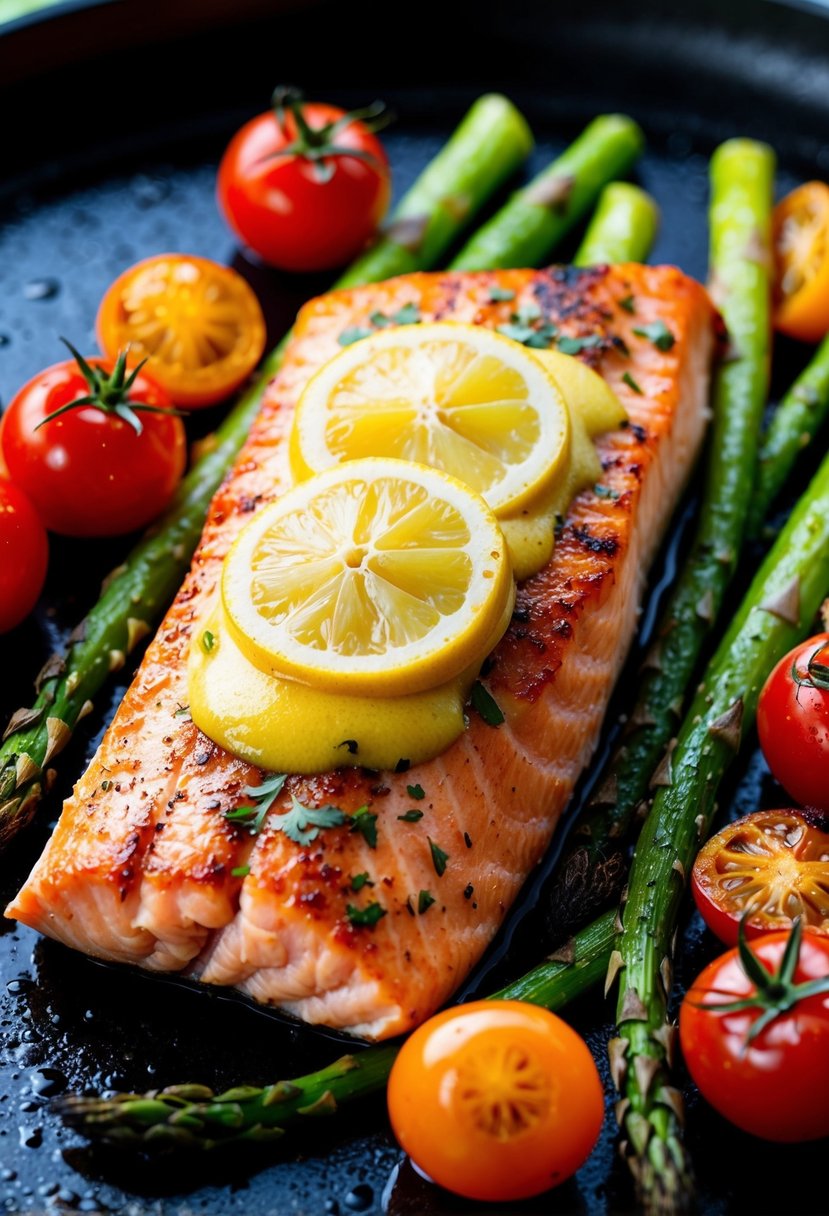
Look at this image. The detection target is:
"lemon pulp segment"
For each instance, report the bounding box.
[221,458,513,698]
[289,323,570,517]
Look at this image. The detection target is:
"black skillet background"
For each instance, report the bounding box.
[1,1,829,1212]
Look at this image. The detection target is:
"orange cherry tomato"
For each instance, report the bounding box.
[773,181,829,343]
[691,808,829,946]
[97,254,266,408]
[387,1000,603,1203]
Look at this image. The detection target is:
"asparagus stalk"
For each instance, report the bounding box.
[573,182,659,266]
[0,94,534,849]
[549,140,775,931]
[59,910,618,1148]
[450,114,644,270]
[612,449,829,1209]
[746,332,829,536]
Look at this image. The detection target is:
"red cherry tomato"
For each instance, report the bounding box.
[0,347,186,537]
[757,633,829,811]
[680,928,829,1141]
[387,1000,604,1202]
[0,478,48,633]
[691,808,829,945]
[217,87,391,273]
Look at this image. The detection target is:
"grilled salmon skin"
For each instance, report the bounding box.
[8,264,717,1040]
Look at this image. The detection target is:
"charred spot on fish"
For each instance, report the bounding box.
[572,526,619,556]
[238,494,263,514]
[630,423,648,442]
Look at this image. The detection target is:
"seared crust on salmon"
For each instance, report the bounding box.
[8,264,717,1039]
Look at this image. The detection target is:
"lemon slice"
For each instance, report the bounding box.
[221,457,514,697]
[531,349,627,436]
[289,322,570,517]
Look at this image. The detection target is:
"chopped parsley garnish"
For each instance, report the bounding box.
[417,889,436,914]
[622,371,644,395]
[346,901,386,928]
[488,286,516,302]
[369,309,393,328]
[231,865,250,878]
[350,871,373,892]
[632,320,675,352]
[337,739,359,755]
[201,630,215,653]
[619,294,635,314]
[278,794,346,846]
[594,484,620,500]
[470,681,505,727]
[497,320,558,349]
[173,703,190,717]
[100,780,111,792]
[556,333,603,356]
[349,806,378,849]
[392,302,421,326]
[406,783,425,800]
[428,837,449,878]
[398,809,424,823]
[225,772,288,836]
[338,326,373,347]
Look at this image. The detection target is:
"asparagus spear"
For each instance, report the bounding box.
[549,140,775,931]
[450,114,644,270]
[0,94,533,849]
[746,332,829,536]
[612,452,829,1209]
[59,909,618,1148]
[573,182,659,266]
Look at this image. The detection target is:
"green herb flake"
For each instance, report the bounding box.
[406,783,425,800]
[392,302,421,326]
[397,809,424,823]
[338,326,373,347]
[100,780,111,792]
[618,294,635,314]
[278,794,348,847]
[369,310,394,328]
[622,371,644,395]
[231,865,251,878]
[173,703,190,718]
[470,681,505,727]
[488,286,516,302]
[201,630,215,654]
[632,320,675,352]
[350,871,373,892]
[513,302,541,324]
[349,806,378,849]
[225,772,288,836]
[417,889,436,914]
[594,484,620,500]
[556,333,603,356]
[346,901,387,928]
[496,322,537,345]
[428,837,449,878]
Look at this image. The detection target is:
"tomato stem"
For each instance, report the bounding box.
[33,340,182,436]
[269,85,392,183]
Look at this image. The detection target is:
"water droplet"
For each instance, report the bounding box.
[6,980,23,995]
[23,278,60,302]
[0,333,10,348]
[343,1185,373,1212]
[324,1202,340,1215]
[30,1068,67,1097]
[82,1009,95,1023]
[0,1168,16,1182]
[38,1182,59,1197]
[51,1188,79,1207]
[18,1125,43,1148]
[19,1100,39,1113]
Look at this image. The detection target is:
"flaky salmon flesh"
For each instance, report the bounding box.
[8,264,717,1040]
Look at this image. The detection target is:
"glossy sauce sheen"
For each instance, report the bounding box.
[8,265,717,1039]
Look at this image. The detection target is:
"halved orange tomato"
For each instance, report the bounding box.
[97,254,267,408]
[691,808,829,946]
[773,181,829,343]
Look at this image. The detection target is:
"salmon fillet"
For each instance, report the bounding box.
[8,264,717,1040]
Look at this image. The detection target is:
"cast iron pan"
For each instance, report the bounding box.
[1,1,829,1212]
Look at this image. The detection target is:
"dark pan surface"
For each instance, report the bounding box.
[1,2,829,1212]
